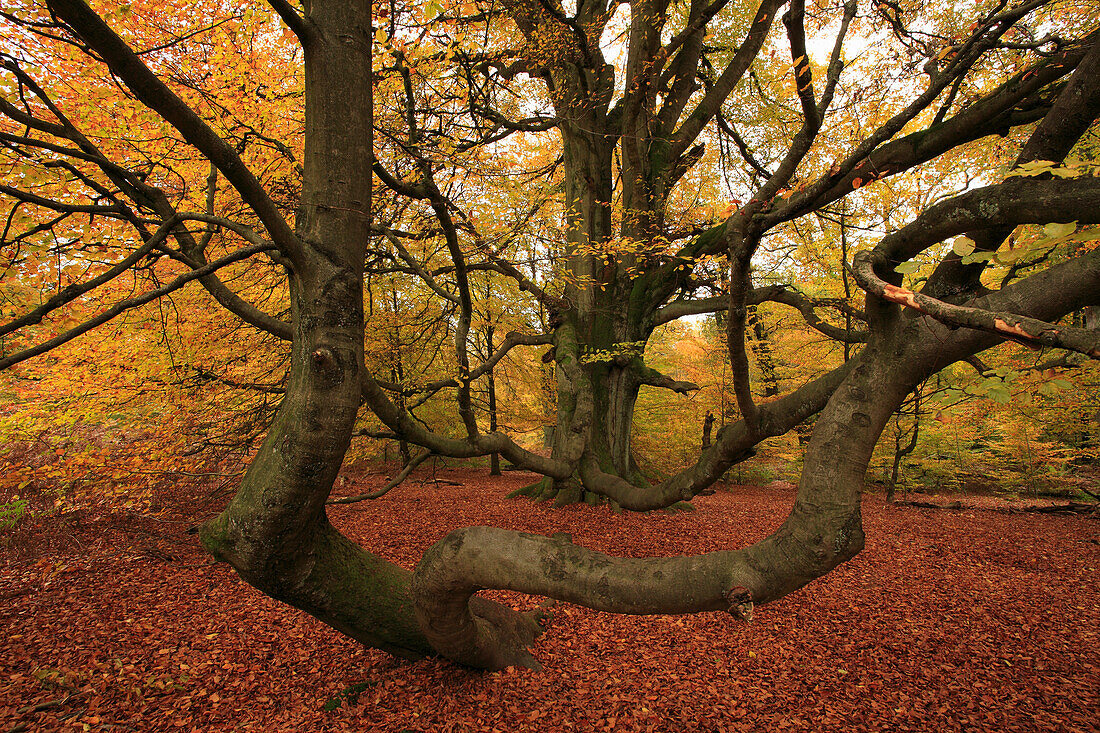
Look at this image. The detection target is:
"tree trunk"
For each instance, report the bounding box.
[197,0,539,666]
[486,323,501,476]
[886,388,923,502]
[702,411,715,449]
[516,307,655,504]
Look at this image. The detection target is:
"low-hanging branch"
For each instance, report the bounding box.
[328,450,433,505]
[653,285,867,343]
[851,253,1100,359]
[359,370,574,481]
[0,241,276,371]
[370,330,552,397]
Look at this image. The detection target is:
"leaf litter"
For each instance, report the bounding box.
[1,469,1097,732]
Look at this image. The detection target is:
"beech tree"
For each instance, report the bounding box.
[1,0,1098,669]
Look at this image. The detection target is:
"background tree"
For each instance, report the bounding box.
[0,0,1098,670]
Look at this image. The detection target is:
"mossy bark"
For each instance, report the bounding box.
[195,0,536,663]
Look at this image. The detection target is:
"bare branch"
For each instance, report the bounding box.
[852,254,1100,358]
[0,241,277,371]
[327,451,433,504]
[669,0,785,161]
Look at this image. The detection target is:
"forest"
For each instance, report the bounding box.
[0,0,1098,729]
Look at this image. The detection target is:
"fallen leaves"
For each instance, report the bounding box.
[1,469,1098,731]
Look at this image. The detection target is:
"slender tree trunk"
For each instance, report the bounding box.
[390,288,412,464]
[702,411,715,449]
[486,323,501,476]
[886,388,923,502]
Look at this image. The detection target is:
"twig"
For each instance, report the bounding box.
[15,696,70,715]
[327,451,432,504]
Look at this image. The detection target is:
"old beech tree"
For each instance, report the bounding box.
[2,0,1099,668]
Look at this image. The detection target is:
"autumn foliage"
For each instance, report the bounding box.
[1,0,1100,717]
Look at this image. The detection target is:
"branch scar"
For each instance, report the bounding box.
[993,318,1031,339]
[882,284,919,309]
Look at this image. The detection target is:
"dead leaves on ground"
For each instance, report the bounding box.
[1,469,1098,732]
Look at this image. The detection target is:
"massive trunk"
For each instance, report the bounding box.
[194,0,543,667]
[512,75,667,501]
[542,312,650,501]
[511,54,686,503]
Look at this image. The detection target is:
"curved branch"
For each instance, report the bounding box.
[0,241,276,371]
[924,31,1100,300]
[653,287,867,342]
[373,331,551,396]
[328,450,433,504]
[359,372,572,479]
[413,525,764,669]
[872,177,1100,266]
[45,0,302,262]
[852,253,1100,358]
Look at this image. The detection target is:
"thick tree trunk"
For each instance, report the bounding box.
[486,323,501,476]
[514,308,654,504]
[197,0,540,666]
[550,360,644,481]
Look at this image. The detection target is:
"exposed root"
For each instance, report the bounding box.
[504,480,544,499]
[466,596,547,670]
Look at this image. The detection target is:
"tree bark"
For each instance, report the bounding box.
[486,323,501,476]
[192,0,538,664]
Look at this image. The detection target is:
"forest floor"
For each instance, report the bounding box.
[1,468,1098,732]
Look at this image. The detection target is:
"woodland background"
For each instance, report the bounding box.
[2,261,1097,523]
[0,0,1098,524]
